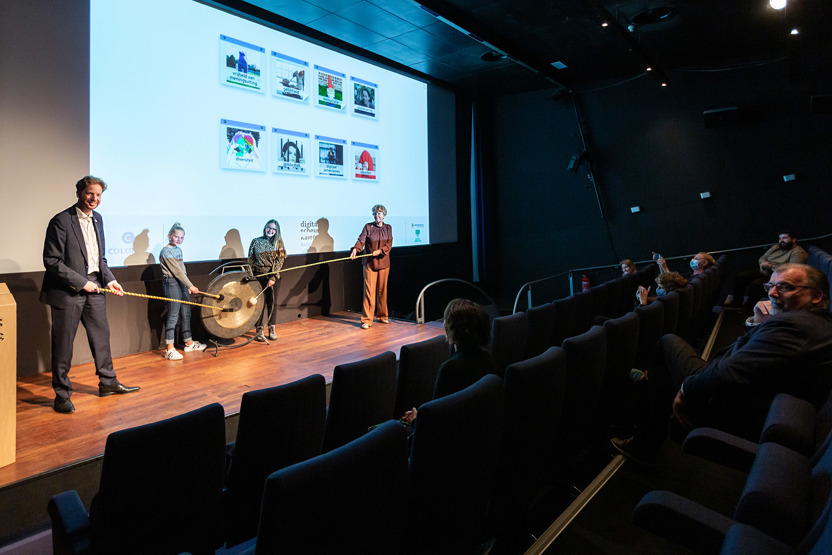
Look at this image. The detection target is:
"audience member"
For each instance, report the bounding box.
[401,299,497,424]
[655,252,713,280]
[728,231,808,312]
[612,263,832,466]
[635,272,687,308]
[620,259,636,276]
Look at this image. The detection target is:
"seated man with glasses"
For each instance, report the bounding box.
[613,263,832,466]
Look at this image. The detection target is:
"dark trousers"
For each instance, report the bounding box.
[258,278,280,328]
[50,292,118,400]
[732,267,768,310]
[640,334,707,450]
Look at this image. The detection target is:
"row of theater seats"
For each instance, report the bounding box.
[45,335,462,555]
[489,255,728,378]
[45,256,731,554]
[627,246,832,552]
[632,388,832,553]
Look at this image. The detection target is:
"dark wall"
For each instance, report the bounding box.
[483,52,832,306]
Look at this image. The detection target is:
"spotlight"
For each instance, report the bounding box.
[769,0,787,10]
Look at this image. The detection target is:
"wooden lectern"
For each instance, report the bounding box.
[0,283,16,468]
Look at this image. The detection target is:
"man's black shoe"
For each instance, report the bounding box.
[54,397,75,414]
[99,382,141,397]
[611,436,658,467]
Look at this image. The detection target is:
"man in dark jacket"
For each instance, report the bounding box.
[41,176,139,414]
[614,263,832,465]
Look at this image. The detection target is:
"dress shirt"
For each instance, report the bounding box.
[76,207,100,274]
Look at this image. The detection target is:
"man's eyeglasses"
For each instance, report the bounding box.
[763,282,810,293]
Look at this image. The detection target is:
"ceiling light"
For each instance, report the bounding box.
[646,66,652,71]
[601,22,608,27]
[790,28,800,35]
[770,0,787,10]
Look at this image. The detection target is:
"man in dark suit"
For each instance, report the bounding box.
[613,263,832,465]
[41,176,139,414]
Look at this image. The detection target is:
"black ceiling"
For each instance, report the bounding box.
[232,0,831,95]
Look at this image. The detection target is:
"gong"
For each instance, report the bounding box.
[200,271,264,339]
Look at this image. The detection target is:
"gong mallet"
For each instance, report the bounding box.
[100,288,237,312]
[195,290,225,301]
[246,285,269,308]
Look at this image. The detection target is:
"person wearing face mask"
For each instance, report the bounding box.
[727,231,807,312]
[635,272,687,308]
[654,251,713,280]
[350,204,393,329]
[612,263,832,466]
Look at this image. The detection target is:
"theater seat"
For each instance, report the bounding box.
[490,311,527,378]
[48,403,227,555]
[394,335,452,417]
[252,420,409,554]
[322,351,398,453]
[407,375,504,554]
[524,302,556,359]
[634,438,832,552]
[223,375,327,547]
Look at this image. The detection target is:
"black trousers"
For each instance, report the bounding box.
[731,267,768,310]
[50,291,118,399]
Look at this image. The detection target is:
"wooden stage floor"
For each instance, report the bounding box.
[3,312,445,490]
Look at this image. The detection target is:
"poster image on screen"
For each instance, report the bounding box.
[351,141,378,181]
[315,66,345,111]
[351,76,377,119]
[220,35,265,92]
[220,119,266,172]
[273,128,310,175]
[316,136,346,178]
[272,51,308,102]
[90,0,431,266]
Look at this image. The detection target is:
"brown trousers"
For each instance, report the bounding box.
[362,266,389,325]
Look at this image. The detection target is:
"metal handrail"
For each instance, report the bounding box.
[511,271,570,314]
[414,278,497,324]
[512,232,832,313]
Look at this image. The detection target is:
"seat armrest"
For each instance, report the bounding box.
[683,427,759,472]
[721,522,795,554]
[734,442,811,545]
[633,490,734,553]
[759,394,815,457]
[47,490,91,555]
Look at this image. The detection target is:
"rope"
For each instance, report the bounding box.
[100,288,223,311]
[255,253,373,278]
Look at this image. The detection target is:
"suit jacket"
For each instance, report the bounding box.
[682,309,832,410]
[40,205,116,308]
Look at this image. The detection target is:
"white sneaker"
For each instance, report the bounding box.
[164,349,183,360]
[361,323,370,329]
[184,341,207,352]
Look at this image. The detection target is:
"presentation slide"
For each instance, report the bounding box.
[90,0,430,266]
